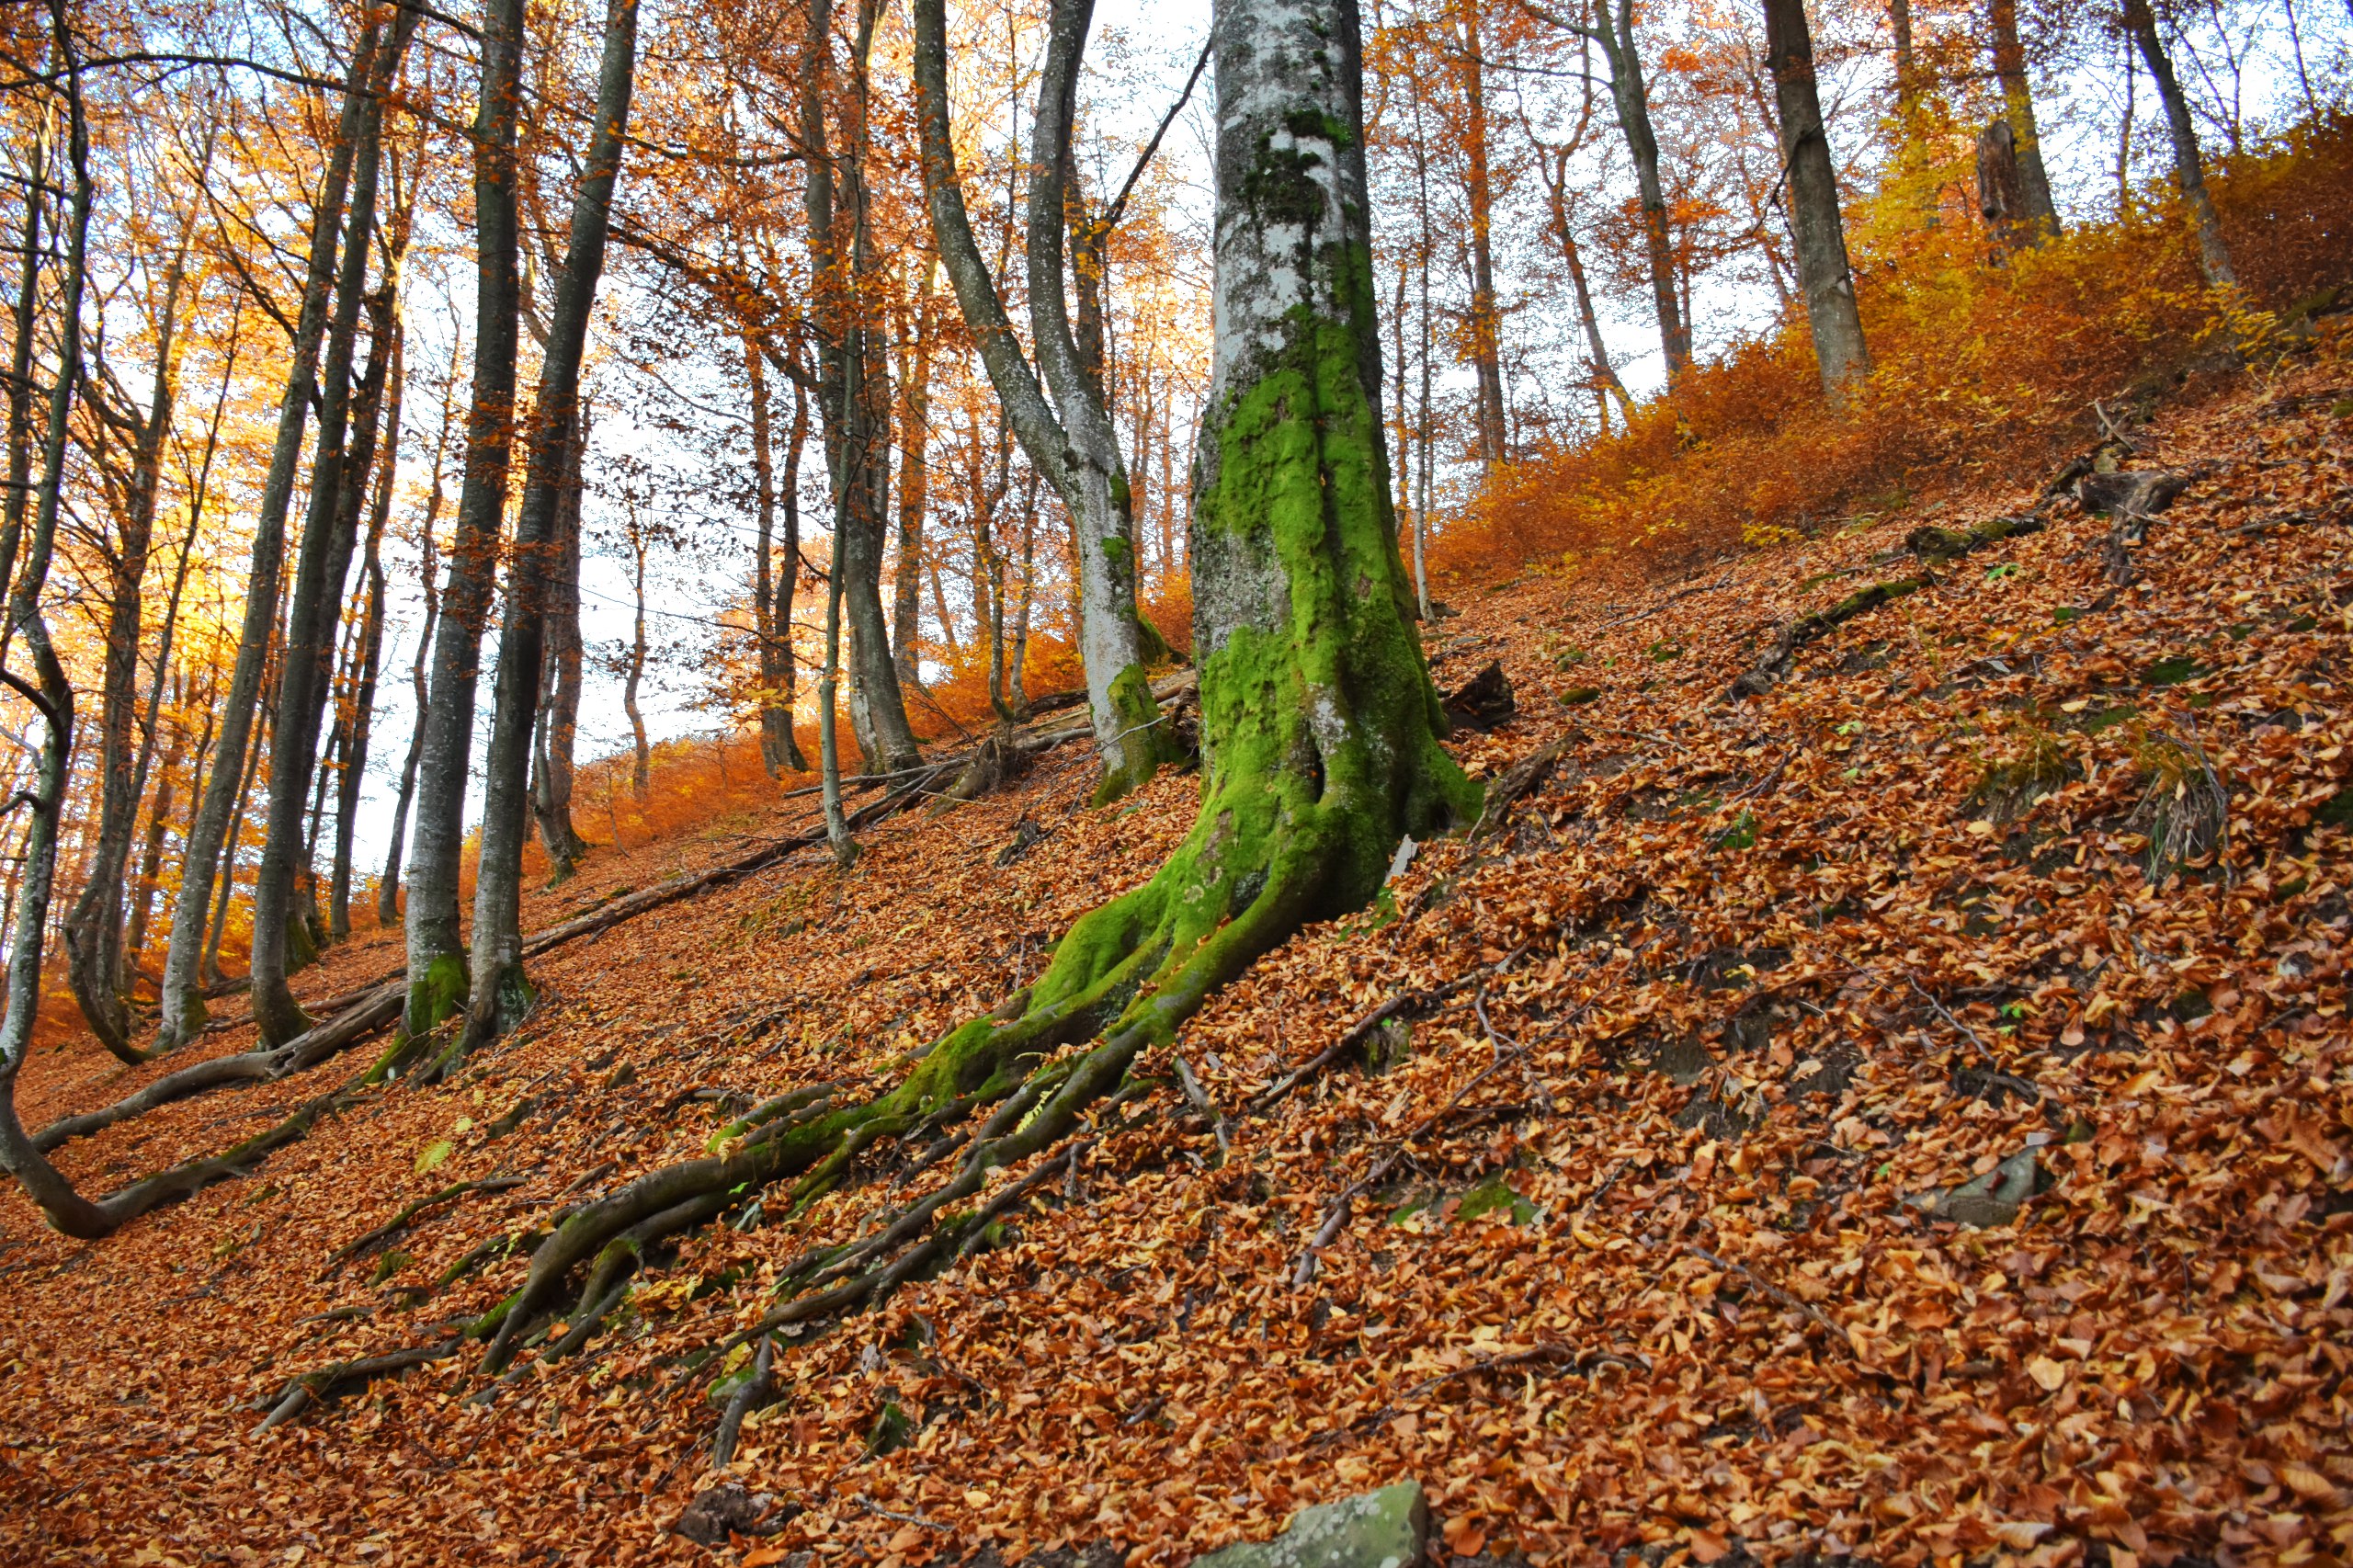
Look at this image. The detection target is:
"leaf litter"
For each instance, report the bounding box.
[1,365,2349,1567]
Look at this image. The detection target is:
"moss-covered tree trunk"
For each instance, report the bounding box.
[476,0,1473,1375]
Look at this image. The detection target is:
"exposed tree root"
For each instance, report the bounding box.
[710,1333,776,1469]
[27,747,1003,1165]
[253,1340,466,1434]
[34,984,404,1153]
[1729,576,1930,700]
[321,1176,529,1279]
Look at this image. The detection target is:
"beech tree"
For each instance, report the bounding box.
[2123,0,2236,287]
[1760,0,1869,400]
[149,13,391,1053]
[474,0,1479,1362]
[913,0,1176,804]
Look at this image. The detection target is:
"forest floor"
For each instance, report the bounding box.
[3,352,2350,1568]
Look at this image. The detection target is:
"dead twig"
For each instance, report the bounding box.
[1171,1052,1230,1156]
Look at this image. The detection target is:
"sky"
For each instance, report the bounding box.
[331,0,2344,887]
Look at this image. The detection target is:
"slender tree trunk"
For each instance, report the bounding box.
[1576,0,1690,381]
[1458,0,1509,466]
[0,9,110,1233]
[120,313,239,984]
[1541,149,1634,421]
[65,194,194,1061]
[2124,0,2236,286]
[773,369,809,768]
[455,0,642,1063]
[1762,0,1870,402]
[1988,0,2061,238]
[378,361,456,927]
[332,338,401,938]
[404,0,525,1043]
[1889,0,1916,107]
[151,16,386,1053]
[746,332,804,775]
[892,264,937,687]
[530,407,590,879]
[805,0,920,779]
[1009,470,1037,714]
[625,527,650,801]
[204,679,270,989]
[0,97,51,621]
[250,28,409,1046]
[126,704,188,984]
[912,0,1171,804]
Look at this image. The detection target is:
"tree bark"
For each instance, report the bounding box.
[746,332,806,774]
[403,0,525,1043]
[530,406,591,879]
[1761,0,1870,402]
[624,516,651,801]
[151,15,386,1053]
[331,314,403,939]
[912,0,1172,804]
[0,94,51,626]
[1567,0,1691,381]
[249,22,410,1047]
[802,0,920,782]
[451,0,642,1064]
[2123,0,2235,286]
[127,699,190,985]
[1889,0,1916,106]
[378,355,457,928]
[0,5,111,1235]
[64,181,197,1061]
[1987,0,2060,239]
[891,265,937,687]
[1456,0,1509,466]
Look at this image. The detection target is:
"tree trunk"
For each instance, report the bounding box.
[0,7,111,1234]
[1987,0,2060,239]
[473,0,1480,1358]
[203,685,269,989]
[126,702,189,985]
[250,30,408,1048]
[151,14,388,1054]
[403,0,525,1044]
[625,523,651,801]
[1762,0,1870,402]
[377,356,458,928]
[64,193,195,1062]
[2124,0,2235,287]
[912,0,1172,804]
[805,0,920,781]
[1889,0,1916,107]
[1458,0,1509,466]
[0,95,51,626]
[892,265,937,687]
[745,333,806,775]
[1540,146,1634,421]
[774,369,809,769]
[1581,0,1690,381]
[530,407,591,880]
[453,0,642,1065]
[331,324,402,939]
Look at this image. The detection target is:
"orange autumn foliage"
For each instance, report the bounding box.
[1439,117,2353,588]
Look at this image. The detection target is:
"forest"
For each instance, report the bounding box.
[0,0,2348,1556]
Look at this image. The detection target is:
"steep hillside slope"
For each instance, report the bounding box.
[2,360,2349,1567]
